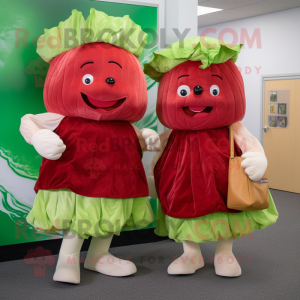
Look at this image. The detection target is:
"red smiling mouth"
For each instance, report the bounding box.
[182,106,213,117]
[81,93,126,111]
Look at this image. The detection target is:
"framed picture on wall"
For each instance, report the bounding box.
[269,103,277,114]
[270,91,277,102]
[269,116,277,127]
[278,103,287,114]
[277,116,287,127]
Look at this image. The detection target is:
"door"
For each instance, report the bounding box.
[263,79,300,193]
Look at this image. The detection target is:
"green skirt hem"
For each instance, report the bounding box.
[27,189,155,239]
[155,190,278,243]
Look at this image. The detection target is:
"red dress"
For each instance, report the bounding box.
[154,127,242,218]
[35,117,149,198]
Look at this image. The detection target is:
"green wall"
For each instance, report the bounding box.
[0,0,158,246]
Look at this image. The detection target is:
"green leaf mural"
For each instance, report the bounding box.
[0,0,158,246]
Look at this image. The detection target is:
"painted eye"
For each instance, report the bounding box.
[210,85,220,96]
[177,85,191,97]
[82,74,94,85]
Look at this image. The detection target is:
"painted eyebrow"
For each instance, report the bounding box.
[109,61,122,69]
[178,75,189,79]
[80,62,94,68]
[212,75,222,80]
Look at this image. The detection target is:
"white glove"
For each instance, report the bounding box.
[31,129,66,160]
[142,129,160,151]
[241,152,268,182]
[148,175,158,199]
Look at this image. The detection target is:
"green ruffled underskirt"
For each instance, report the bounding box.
[155,191,278,243]
[27,189,155,239]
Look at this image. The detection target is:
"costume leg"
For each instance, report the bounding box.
[53,230,84,284]
[84,234,137,276]
[214,237,242,277]
[167,241,205,275]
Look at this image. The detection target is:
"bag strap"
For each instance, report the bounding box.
[229,124,234,159]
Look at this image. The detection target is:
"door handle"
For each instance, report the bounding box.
[263,126,269,133]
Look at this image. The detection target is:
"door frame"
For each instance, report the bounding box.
[260,73,300,146]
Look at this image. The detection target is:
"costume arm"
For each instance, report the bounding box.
[232,121,264,154]
[20,113,65,144]
[20,113,66,160]
[131,124,160,152]
[131,124,148,152]
[148,129,173,198]
[232,122,267,181]
[148,129,173,176]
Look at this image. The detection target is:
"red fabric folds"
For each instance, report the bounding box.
[154,127,242,218]
[44,42,147,123]
[156,60,246,130]
[35,117,149,198]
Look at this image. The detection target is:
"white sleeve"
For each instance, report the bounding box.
[20,113,65,144]
[232,121,264,154]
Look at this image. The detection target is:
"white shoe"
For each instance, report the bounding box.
[214,251,242,277]
[167,253,205,275]
[53,254,80,284]
[84,252,137,277]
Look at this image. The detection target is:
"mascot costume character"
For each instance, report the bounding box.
[20,9,160,284]
[144,37,278,277]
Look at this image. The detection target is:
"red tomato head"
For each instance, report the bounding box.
[157,60,246,130]
[44,42,147,122]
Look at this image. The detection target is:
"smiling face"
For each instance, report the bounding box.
[157,60,246,130]
[43,42,147,122]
